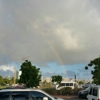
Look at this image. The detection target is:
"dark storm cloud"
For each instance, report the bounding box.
[0,0,100,67]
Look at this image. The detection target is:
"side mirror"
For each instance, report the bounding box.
[43,97,48,100]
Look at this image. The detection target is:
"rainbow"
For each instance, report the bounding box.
[37,26,68,77]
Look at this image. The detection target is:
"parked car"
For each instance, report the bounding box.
[87,85,100,100]
[83,84,96,89]
[0,88,64,100]
[78,86,90,98]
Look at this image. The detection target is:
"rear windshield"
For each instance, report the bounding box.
[0,92,10,100]
[12,91,29,100]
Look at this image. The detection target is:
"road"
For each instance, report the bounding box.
[55,95,87,100]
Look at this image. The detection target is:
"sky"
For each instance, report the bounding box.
[0,0,100,81]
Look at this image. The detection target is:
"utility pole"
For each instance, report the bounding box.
[14,66,16,86]
[74,73,76,82]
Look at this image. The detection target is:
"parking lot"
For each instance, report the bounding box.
[55,95,87,100]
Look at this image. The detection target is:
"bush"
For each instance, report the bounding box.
[42,88,57,95]
[57,87,72,95]
[42,87,82,95]
[72,87,83,95]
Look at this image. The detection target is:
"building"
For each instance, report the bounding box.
[45,77,51,83]
[18,71,22,79]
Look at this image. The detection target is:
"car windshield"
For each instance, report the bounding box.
[85,86,90,91]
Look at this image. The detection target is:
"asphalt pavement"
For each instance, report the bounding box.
[54,95,87,100]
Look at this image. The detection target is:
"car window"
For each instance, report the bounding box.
[61,83,65,86]
[65,83,70,86]
[0,92,10,100]
[11,91,29,100]
[30,91,52,100]
[85,86,90,91]
[70,83,73,86]
[92,87,98,96]
[89,87,92,95]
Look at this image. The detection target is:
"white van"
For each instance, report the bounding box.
[87,85,100,100]
[54,81,78,90]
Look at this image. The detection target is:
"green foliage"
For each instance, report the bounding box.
[59,87,72,95]
[0,86,8,90]
[43,87,81,95]
[0,76,15,86]
[19,60,41,88]
[3,78,10,84]
[51,75,62,85]
[9,77,14,85]
[85,56,100,84]
[41,81,53,89]
[42,88,57,95]
[85,66,88,70]
[78,81,84,85]
[0,76,4,85]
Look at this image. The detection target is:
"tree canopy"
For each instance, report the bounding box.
[19,60,41,87]
[0,76,4,85]
[51,75,62,85]
[78,81,84,85]
[0,76,12,85]
[85,56,100,84]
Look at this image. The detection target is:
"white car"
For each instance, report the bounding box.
[0,88,64,100]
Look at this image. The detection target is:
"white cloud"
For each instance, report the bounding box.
[54,27,82,50]
[0,65,14,72]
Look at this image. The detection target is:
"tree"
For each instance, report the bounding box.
[78,81,84,85]
[0,76,4,85]
[3,78,10,84]
[51,75,62,85]
[85,56,100,84]
[9,77,14,85]
[19,60,41,87]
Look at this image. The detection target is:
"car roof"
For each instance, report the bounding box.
[95,85,100,88]
[91,85,100,88]
[0,88,44,92]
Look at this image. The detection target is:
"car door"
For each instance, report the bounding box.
[30,91,53,100]
[91,87,98,100]
[87,87,93,100]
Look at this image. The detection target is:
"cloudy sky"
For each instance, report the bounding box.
[0,0,100,81]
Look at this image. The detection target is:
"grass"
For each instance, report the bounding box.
[0,86,8,90]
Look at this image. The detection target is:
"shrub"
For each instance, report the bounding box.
[72,87,82,95]
[42,87,82,95]
[57,87,72,95]
[42,88,57,95]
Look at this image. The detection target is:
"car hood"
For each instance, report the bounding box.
[55,98,64,100]
[79,90,88,92]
